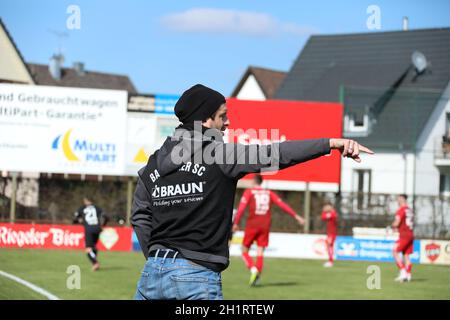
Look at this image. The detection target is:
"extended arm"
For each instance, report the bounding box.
[271,191,305,225]
[217,138,373,180]
[232,189,251,230]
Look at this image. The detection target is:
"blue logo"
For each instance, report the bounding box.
[52,129,117,163]
[154,94,179,115]
[335,236,420,263]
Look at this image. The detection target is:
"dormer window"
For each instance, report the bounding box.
[344,113,370,137]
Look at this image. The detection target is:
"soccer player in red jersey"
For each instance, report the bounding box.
[391,194,414,282]
[321,202,338,267]
[232,174,305,286]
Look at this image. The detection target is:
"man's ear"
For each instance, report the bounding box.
[202,119,212,128]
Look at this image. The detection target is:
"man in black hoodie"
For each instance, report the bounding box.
[132,84,373,300]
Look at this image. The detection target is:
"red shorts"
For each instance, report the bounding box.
[394,237,414,254]
[327,234,337,246]
[243,227,269,248]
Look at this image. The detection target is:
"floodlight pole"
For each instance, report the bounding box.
[412,92,417,219]
[304,182,311,234]
[126,177,133,226]
[337,85,345,224]
[9,172,17,223]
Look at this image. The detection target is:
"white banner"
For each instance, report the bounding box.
[125,113,178,176]
[230,231,328,260]
[420,240,450,265]
[0,84,127,175]
[126,112,156,176]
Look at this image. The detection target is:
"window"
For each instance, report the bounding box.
[446,113,450,134]
[353,169,372,211]
[439,174,450,195]
[344,113,370,137]
[445,113,450,141]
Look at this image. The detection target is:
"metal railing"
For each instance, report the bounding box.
[434,136,450,161]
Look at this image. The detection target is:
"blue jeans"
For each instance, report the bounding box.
[134,250,223,300]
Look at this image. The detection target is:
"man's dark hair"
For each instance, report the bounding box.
[254,174,263,185]
[399,194,408,200]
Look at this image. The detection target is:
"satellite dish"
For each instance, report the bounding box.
[411,51,427,74]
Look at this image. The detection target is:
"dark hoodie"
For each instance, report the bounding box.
[131,125,331,272]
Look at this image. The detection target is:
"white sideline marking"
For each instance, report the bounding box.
[0,270,61,300]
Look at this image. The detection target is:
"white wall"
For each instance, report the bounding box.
[341,152,415,195]
[235,74,266,101]
[415,82,450,196]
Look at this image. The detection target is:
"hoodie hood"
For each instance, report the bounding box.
[154,125,224,178]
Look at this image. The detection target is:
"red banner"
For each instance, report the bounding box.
[225,99,343,184]
[0,223,132,251]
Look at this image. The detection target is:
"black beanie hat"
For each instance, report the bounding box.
[174,84,226,123]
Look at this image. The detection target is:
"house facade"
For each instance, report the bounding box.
[233,28,450,200]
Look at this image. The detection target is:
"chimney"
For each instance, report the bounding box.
[49,53,64,80]
[403,16,409,31]
[73,62,85,76]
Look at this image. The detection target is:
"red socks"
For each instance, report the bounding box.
[406,263,412,273]
[256,255,264,273]
[328,245,334,263]
[242,252,254,269]
[242,252,264,273]
[395,259,405,270]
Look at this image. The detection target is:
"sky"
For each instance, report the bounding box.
[1,0,449,96]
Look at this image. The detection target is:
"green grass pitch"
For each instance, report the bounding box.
[0,248,449,300]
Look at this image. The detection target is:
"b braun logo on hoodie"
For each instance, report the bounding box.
[151,182,205,199]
